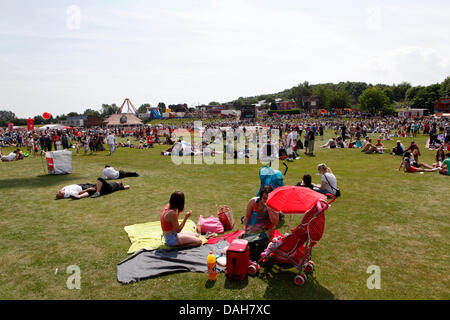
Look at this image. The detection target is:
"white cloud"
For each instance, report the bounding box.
[364,46,450,85]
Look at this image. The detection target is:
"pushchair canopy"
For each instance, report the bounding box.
[266,185,327,214]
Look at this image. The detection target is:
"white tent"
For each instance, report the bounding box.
[39,124,65,131]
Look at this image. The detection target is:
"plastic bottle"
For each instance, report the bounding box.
[207,251,217,281]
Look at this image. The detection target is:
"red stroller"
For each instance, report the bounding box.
[248,186,336,286]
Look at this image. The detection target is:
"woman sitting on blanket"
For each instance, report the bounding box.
[160,191,202,247]
[242,185,279,240]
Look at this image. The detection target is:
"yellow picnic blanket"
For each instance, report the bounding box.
[124,219,207,254]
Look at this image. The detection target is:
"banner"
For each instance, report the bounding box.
[27,118,35,131]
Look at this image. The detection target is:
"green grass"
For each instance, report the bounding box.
[0,131,449,300]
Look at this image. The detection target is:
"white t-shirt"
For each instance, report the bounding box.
[286,132,295,148]
[292,130,298,141]
[102,167,120,180]
[62,184,83,198]
[106,134,115,145]
[321,172,338,195]
[2,152,16,161]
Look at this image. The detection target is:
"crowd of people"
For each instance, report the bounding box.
[1,115,449,176]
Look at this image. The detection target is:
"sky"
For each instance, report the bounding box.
[0,0,449,118]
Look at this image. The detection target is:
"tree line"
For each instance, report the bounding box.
[1,77,449,126]
[229,76,450,115]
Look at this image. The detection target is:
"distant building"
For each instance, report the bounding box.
[61,115,104,128]
[435,97,450,114]
[85,115,104,128]
[62,115,87,127]
[277,100,297,110]
[138,113,150,120]
[302,96,321,109]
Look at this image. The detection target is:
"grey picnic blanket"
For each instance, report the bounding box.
[117,240,230,284]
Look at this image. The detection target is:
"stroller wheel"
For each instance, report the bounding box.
[305,261,315,274]
[248,264,259,276]
[294,274,307,286]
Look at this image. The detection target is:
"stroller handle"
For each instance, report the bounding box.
[326,193,336,205]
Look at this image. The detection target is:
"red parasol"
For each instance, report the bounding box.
[320,109,327,114]
[63,126,73,130]
[266,186,327,214]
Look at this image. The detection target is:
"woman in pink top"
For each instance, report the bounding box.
[161,191,202,247]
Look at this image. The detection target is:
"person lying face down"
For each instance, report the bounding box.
[102,165,139,180]
[56,178,130,199]
[0,149,23,161]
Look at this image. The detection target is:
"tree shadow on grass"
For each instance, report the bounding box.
[260,264,335,300]
[0,174,84,190]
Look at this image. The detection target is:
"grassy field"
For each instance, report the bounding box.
[0,130,449,300]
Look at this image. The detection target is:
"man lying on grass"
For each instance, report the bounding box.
[56,178,130,200]
[102,165,139,180]
[0,148,24,162]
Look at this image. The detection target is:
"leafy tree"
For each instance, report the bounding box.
[33,115,45,124]
[312,85,333,108]
[411,84,441,113]
[101,104,119,117]
[382,87,395,103]
[208,101,220,106]
[83,108,101,117]
[392,82,412,101]
[440,76,450,97]
[232,99,244,110]
[291,81,312,110]
[358,87,392,115]
[405,86,424,103]
[157,102,166,114]
[265,97,275,104]
[335,81,369,104]
[0,110,16,121]
[138,104,151,113]
[329,90,351,109]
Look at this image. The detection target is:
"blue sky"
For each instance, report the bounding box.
[0,0,449,118]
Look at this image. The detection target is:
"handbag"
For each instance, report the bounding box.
[217,205,235,231]
[323,173,341,197]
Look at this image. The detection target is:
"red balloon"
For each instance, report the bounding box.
[43,112,51,120]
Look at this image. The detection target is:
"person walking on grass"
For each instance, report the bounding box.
[307,126,315,156]
[106,131,116,156]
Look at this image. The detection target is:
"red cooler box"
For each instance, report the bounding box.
[226,239,250,280]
